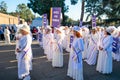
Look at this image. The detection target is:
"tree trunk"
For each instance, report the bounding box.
[62,7,65,26]
[80,0,85,21]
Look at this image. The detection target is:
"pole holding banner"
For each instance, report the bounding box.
[50,7,61,28]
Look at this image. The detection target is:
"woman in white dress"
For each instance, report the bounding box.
[96,28,113,74]
[66,28,73,52]
[37,27,43,47]
[4,26,11,45]
[67,29,74,77]
[112,29,120,61]
[52,28,63,67]
[67,26,84,80]
[82,27,89,59]
[86,29,98,65]
[16,25,32,80]
[44,27,54,61]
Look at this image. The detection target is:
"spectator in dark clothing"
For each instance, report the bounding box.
[11,26,16,40]
[0,26,4,40]
[32,27,38,40]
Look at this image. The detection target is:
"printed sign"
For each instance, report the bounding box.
[92,15,96,27]
[69,35,74,48]
[50,7,61,27]
[112,37,118,53]
[42,14,47,27]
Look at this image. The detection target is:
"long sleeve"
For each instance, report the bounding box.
[23,35,32,52]
[74,38,84,54]
[103,36,113,51]
[78,39,84,52]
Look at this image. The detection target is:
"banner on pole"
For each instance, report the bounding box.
[79,20,83,27]
[50,7,61,27]
[92,15,96,27]
[42,14,47,27]
[69,35,74,48]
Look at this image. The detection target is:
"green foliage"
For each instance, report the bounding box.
[85,0,104,21]
[104,0,120,18]
[0,1,7,13]
[70,0,78,5]
[16,3,34,21]
[27,0,69,25]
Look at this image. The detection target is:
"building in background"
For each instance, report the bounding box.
[0,12,24,25]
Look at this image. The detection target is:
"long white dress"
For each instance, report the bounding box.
[4,29,11,44]
[17,34,32,79]
[67,37,84,80]
[52,33,63,67]
[44,33,54,60]
[15,24,24,59]
[96,35,113,74]
[42,29,46,50]
[37,30,43,47]
[82,28,89,59]
[86,33,98,65]
[66,31,73,52]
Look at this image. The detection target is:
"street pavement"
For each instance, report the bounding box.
[0,41,120,80]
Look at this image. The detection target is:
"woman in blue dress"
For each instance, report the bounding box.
[67,26,84,80]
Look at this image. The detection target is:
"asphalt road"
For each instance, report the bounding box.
[0,41,120,80]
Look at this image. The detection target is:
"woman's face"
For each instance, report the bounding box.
[104,31,107,35]
[56,30,61,34]
[20,30,28,35]
[73,30,76,36]
[91,29,96,34]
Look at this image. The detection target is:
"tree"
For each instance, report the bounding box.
[85,0,120,21]
[8,12,18,17]
[71,0,85,22]
[16,3,34,21]
[0,1,7,13]
[27,0,69,25]
[103,0,120,18]
[85,0,105,21]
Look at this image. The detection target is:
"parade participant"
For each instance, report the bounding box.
[4,26,11,45]
[15,20,24,59]
[42,27,46,50]
[81,27,89,59]
[67,26,84,80]
[96,28,113,74]
[66,27,73,52]
[44,27,54,61]
[112,28,120,61]
[62,26,69,50]
[96,27,105,50]
[37,27,43,47]
[67,28,74,77]
[85,28,98,65]
[16,25,32,80]
[52,27,63,67]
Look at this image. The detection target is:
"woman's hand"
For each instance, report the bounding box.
[73,55,77,61]
[16,48,21,53]
[16,37,20,40]
[99,46,103,50]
